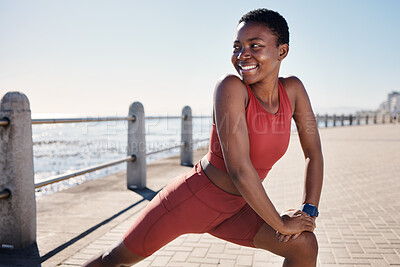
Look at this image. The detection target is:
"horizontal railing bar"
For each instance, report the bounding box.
[31,115,213,125]
[0,189,11,200]
[35,155,136,189]
[146,115,212,119]
[194,138,209,143]
[146,143,184,156]
[32,116,136,124]
[145,138,210,156]
[146,116,185,120]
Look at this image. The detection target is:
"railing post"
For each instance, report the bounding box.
[0,92,36,249]
[127,102,146,189]
[324,114,328,128]
[180,106,193,167]
[333,114,337,127]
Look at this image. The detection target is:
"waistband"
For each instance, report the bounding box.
[206,150,228,173]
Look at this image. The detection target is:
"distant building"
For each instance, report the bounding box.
[388,91,399,113]
[378,91,399,113]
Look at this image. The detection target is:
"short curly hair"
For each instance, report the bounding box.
[238,8,289,46]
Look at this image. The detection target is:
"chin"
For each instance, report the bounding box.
[240,76,257,85]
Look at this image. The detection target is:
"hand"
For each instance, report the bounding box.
[276,209,316,242]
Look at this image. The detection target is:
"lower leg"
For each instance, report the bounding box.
[83,240,145,267]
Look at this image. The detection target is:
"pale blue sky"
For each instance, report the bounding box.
[0,0,399,116]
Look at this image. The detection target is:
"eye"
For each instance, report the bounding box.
[251,43,262,48]
[233,44,241,51]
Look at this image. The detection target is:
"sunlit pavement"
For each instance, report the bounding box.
[20,124,400,266]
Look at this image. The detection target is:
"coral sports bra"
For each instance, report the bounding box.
[206,81,293,180]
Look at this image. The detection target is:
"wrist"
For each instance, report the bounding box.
[301,203,319,217]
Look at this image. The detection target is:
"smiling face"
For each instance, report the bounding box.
[231,22,288,85]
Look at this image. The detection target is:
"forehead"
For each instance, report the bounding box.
[234,22,277,43]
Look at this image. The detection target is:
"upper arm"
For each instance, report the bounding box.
[213,75,253,178]
[286,76,322,158]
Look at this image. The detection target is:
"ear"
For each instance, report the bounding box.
[278,44,289,61]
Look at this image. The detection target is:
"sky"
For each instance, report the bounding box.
[0,0,399,117]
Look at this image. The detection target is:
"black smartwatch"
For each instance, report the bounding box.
[301,203,319,217]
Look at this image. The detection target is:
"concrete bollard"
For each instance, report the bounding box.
[127,102,146,189]
[180,106,193,167]
[0,92,36,249]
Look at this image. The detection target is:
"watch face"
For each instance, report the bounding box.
[302,204,319,217]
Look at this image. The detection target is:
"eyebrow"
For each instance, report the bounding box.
[234,37,264,43]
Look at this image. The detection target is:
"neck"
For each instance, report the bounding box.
[250,76,280,103]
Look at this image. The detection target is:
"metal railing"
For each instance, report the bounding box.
[34,136,209,189]
[315,112,398,128]
[35,155,137,189]
[32,116,136,124]
[145,138,209,156]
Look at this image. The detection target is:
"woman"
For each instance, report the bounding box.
[85,8,323,267]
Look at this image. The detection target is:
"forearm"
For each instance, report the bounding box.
[230,167,285,232]
[302,153,323,207]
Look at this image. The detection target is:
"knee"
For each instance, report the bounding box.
[294,232,319,260]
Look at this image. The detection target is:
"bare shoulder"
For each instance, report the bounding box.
[212,75,249,124]
[279,76,306,94]
[214,74,247,95]
[279,76,310,112]
[213,74,248,105]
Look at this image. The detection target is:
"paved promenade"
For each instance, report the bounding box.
[2,124,400,266]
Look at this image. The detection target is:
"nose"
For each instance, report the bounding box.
[237,47,251,60]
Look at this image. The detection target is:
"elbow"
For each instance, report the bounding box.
[226,162,256,184]
[303,146,323,162]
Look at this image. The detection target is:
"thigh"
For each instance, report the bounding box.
[207,204,265,247]
[123,168,222,257]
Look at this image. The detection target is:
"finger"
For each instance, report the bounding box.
[278,234,285,242]
[276,232,284,241]
[294,210,303,216]
[291,233,301,240]
[299,211,311,217]
[282,235,292,243]
[304,221,315,232]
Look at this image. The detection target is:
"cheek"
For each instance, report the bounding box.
[231,55,238,67]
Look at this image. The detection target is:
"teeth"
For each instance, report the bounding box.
[241,65,257,70]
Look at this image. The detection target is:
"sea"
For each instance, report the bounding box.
[32,113,338,197]
[32,114,212,197]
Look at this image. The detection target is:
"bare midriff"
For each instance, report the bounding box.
[200,155,242,196]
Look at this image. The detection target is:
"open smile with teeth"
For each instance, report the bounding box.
[240,65,258,71]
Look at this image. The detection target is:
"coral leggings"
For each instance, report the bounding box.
[123,161,265,257]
